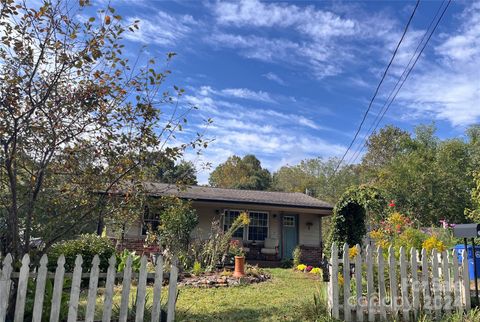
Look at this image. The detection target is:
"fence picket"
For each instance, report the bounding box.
[329,243,339,320]
[377,247,386,320]
[421,249,431,315]
[167,257,179,322]
[50,255,66,322]
[32,255,48,322]
[13,254,30,322]
[442,250,452,313]
[410,248,419,319]
[67,255,83,322]
[366,245,374,322]
[355,244,363,321]
[451,250,462,312]
[102,255,117,322]
[432,249,442,318]
[461,249,471,311]
[343,243,351,322]
[135,256,148,322]
[151,255,165,322]
[388,246,398,318]
[119,255,133,322]
[399,247,410,320]
[0,254,13,322]
[85,255,100,322]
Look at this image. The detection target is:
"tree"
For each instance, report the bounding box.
[0,0,208,258]
[209,155,271,190]
[144,152,197,185]
[272,157,360,204]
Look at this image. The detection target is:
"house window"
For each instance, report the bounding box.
[142,206,160,236]
[248,211,268,241]
[223,210,244,238]
[283,215,295,227]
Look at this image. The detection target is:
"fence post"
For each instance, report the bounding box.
[329,243,339,320]
[451,249,462,312]
[167,256,179,322]
[432,249,441,318]
[355,244,363,321]
[135,256,148,322]
[399,247,410,319]
[377,247,386,320]
[13,254,30,322]
[442,250,452,313]
[388,246,398,318]
[119,255,133,322]
[461,249,471,311]
[343,243,351,322]
[421,248,431,315]
[151,255,164,322]
[0,254,13,322]
[85,255,100,322]
[67,255,83,322]
[32,255,48,322]
[366,245,374,322]
[102,255,117,322]
[410,248,419,319]
[50,255,66,322]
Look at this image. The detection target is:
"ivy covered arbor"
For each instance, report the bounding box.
[327,185,387,253]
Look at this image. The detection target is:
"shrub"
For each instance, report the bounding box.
[310,267,322,275]
[423,235,446,252]
[292,246,302,267]
[116,249,142,272]
[192,261,203,276]
[48,234,115,272]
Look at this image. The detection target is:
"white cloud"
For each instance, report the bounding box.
[212,0,356,39]
[396,3,480,126]
[263,72,285,85]
[124,11,197,46]
[220,88,275,103]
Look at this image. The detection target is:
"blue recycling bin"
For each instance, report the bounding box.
[453,244,480,280]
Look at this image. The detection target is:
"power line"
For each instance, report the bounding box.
[348,0,451,165]
[347,0,448,165]
[333,0,420,173]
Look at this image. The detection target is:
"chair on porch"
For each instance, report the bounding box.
[260,238,279,260]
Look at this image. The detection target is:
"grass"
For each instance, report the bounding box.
[175,268,326,321]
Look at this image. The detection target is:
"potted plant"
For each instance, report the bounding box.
[230,240,246,277]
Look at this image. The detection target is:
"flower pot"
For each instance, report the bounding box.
[233,256,246,278]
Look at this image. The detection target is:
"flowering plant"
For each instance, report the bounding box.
[296,264,307,271]
[423,235,446,252]
[306,265,313,272]
[348,246,359,259]
[228,239,244,257]
[310,267,322,275]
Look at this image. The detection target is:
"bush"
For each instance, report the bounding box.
[48,234,115,272]
[292,246,302,267]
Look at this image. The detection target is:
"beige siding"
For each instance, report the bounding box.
[298,213,321,246]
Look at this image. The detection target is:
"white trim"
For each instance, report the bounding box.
[222,209,269,241]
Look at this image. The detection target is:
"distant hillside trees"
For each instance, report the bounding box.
[209,155,272,190]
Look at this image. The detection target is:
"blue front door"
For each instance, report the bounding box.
[282,215,298,259]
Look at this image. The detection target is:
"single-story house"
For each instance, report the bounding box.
[112,182,333,265]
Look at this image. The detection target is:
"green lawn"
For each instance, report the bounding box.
[175,268,326,322]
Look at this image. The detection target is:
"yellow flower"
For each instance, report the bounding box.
[310,267,322,275]
[239,212,250,225]
[297,264,307,271]
[422,235,446,252]
[338,273,344,286]
[348,246,358,259]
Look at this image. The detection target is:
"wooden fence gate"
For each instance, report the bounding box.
[0,253,178,322]
[328,243,472,321]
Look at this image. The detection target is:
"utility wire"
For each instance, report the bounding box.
[348,0,451,165]
[333,0,420,173]
[347,0,448,165]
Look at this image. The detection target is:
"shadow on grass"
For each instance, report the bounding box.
[176,307,297,322]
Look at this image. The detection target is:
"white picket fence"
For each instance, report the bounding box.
[328,243,472,321]
[0,253,179,322]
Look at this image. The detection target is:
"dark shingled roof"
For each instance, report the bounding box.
[142,182,333,210]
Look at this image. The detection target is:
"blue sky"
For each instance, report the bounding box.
[91,0,479,183]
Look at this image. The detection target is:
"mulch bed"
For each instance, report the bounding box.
[178,270,270,288]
